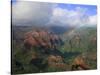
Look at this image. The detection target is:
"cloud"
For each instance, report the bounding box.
[47,6,97,27]
[87,15,97,26]
[12,1,57,26]
[12,1,97,27]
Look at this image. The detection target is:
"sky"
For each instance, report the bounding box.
[12,1,97,27]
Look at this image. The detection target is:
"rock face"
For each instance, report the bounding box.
[23,30,65,71]
[71,55,89,70]
[47,55,64,65]
[23,30,64,51]
[47,55,67,70]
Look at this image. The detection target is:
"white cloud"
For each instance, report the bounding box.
[88,15,97,25]
[47,6,97,27]
[12,1,57,25]
[12,1,97,27]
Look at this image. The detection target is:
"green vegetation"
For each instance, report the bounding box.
[12,26,97,74]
